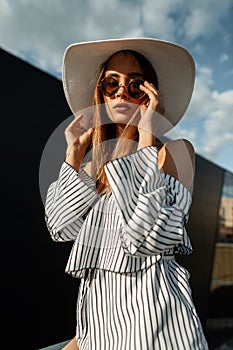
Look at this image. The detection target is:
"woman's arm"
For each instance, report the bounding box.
[158,138,195,192]
[45,114,96,242]
[45,163,98,242]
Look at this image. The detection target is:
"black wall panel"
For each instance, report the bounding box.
[177,155,224,326]
[1,49,78,349]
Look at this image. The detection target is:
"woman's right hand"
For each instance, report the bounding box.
[65,114,93,171]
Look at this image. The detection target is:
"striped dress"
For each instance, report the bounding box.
[45,146,209,350]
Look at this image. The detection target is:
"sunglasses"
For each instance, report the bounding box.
[98,76,145,99]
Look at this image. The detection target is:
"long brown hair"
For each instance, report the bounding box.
[90,50,159,194]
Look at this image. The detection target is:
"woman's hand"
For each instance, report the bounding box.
[65,114,90,153]
[137,81,165,147]
[140,81,165,114]
[65,114,93,171]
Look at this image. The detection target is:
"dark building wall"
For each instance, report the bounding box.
[177,155,224,326]
[1,49,78,349]
[1,48,224,349]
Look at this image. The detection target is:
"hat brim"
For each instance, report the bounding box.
[62,38,195,126]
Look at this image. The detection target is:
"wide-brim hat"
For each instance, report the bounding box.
[62,37,195,126]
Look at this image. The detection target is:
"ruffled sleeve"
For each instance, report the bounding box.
[104,146,192,256]
[45,162,99,242]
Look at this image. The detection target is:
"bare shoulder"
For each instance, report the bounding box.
[164,138,195,161]
[158,138,195,191]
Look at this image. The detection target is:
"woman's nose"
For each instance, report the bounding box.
[115,84,129,99]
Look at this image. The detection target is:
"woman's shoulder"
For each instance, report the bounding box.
[162,138,195,158]
[158,138,195,191]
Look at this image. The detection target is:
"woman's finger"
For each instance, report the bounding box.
[140,81,165,114]
[66,114,84,131]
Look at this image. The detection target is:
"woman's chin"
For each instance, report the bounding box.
[106,105,139,126]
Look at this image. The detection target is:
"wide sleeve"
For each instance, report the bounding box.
[104,146,192,256]
[45,162,99,242]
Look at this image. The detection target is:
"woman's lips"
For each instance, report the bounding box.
[113,103,132,113]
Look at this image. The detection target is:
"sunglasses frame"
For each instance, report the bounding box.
[98,76,146,99]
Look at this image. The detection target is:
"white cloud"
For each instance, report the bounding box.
[183,8,214,41]
[182,0,233,41]
[202,89,233,154]
[0,0,147,74]
[166,124,197,146]
[193,43,205,56]
[141,0,181,40]
[220,53,229,63]
[185,66,216,120]
[183,65,233,167]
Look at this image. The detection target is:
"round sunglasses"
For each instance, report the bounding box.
[98,76,145,99]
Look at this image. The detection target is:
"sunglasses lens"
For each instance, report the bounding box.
[99,77,145,99]
[100,77,119,96]
[128,79,145,98]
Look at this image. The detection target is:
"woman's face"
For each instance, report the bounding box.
[102,51,146,125]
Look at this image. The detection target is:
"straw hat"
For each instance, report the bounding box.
[62,37,195,126]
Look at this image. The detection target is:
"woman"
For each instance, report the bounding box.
[45,38,209,349]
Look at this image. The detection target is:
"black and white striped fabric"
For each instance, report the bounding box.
[45,146,208,349]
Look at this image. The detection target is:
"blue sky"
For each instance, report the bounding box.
[1,0,233,173]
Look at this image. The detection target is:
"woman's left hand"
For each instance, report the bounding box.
[137,81,165,147]
[140,81,164,114]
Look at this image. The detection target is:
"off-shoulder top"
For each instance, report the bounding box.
[45,146,192,279]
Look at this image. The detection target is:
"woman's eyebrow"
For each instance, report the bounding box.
[105,72,144,78]
[105,73,120,78]
[128,72,144,78]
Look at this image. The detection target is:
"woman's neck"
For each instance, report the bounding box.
[115,123,138,139]
[115,123,126,137]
